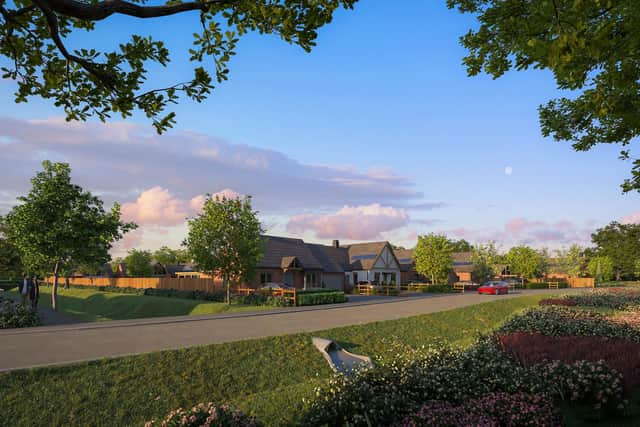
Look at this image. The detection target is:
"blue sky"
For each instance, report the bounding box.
[0,1,637,254]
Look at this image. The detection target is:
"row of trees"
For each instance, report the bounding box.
[1,161,265,309]
[413,224,640,285]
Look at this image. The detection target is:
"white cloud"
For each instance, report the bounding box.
[504,166,513,175]
[286,204,409,240]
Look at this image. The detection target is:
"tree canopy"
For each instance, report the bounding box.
[554,244,586,277]
[124,249,154,277]
[3,160,135,309]
[184,193,263,303]
[414,233,453,285]
[152,246,191,266]
[0,223,22,279]
[505,246,543,280]
[0,0,357,133]
[448,238,473,253]
[448,0,640,192]
[591,221,640,280]
[471,241,502,284]
[587,255,614,283]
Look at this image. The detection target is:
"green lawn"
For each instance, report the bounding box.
[8,286,274,322]
[0,294,550,426]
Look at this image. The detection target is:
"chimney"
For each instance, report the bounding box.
[332,240,340,248]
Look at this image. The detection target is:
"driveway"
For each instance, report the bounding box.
[0,289,580,372]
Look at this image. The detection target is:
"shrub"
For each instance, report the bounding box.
[296,291,346,306]
[565,289,640,310]
[230,293,291,307]
[421,284,454,293]
[497,332,640,392]
[526,282,568,290]
[397,393,559,427]
[144,402,260,426]
[498,306,640,343]
[0,297,41,328]
[539,298,577,307]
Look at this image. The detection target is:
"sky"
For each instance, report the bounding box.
[0,1,638,256]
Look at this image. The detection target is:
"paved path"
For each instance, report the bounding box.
[0,289,578,372]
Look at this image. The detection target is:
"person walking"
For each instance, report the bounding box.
[20,274,30,307]
[29,275,40,309]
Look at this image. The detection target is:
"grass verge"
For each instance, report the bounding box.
[8,286,275,322]
[0,294,551,426]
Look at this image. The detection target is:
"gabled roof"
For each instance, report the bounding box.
[344,241,401,271]
[258,235,323,270]
[306,244,350,273]
[394,249,415,271]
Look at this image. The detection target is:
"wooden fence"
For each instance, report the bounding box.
[46,276,225,293]
[567,277,595,288]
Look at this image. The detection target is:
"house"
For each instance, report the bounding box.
[248,236,402,291]
[344,241,401,286]
[451,252,474,282]
[395,248,423,284]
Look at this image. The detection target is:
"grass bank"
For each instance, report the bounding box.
[8,286,274,322]
[0,294,550,426]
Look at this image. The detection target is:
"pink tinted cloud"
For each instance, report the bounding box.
[286,204,409,240]
[189,189,243,213]
[622,212,640,225]
[122,187,189,227]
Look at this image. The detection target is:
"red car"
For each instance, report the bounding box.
[478,281,509,295]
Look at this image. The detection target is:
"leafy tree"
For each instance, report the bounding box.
[152,246,191,266]
[414,234,454,285]
[3,161,135,310]
[0,220,23,279]
[591,221,640,280]
[505,246,541,282]
[471,241,502,284]
[184,194,263,303]
[554,244,586,277]
[124,249,154,277]
[0,0,357,133]
[448,238,473,253]
[587,256,614,283]
[447,0,640,192]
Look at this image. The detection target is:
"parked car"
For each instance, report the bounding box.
[478,281,509,295]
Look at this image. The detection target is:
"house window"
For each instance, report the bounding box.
[305,273,317,286]
[374,272,380,284]
[260,272,272,284]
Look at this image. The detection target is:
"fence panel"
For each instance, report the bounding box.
[46,276,225,292]
[567,277,595,288]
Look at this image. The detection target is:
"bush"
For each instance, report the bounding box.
[497,332,640,392]
[397,393,559,427]
[296,291,346,306]
[0,297,41,328]
[0,279,19,291]
[144,402,260,427]
[231,293,291,307]
[421,284,454,293]
[565,289,640,310]
[498,306,640,343]
[539,298,577,307]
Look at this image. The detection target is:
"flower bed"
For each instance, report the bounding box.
[539,298,577,307]
[0,296,41,329]
[498,332,640,391]
[565,289,640,310]
[498,306,640,342]
[145,402,259,427]
[396,393,559,427]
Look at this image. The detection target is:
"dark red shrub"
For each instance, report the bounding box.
[539,298,577,307]
[497,332,640,391]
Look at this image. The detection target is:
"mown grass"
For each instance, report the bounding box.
[7,286,274,322]
[0,294,551,426]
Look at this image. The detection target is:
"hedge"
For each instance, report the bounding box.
[526,282,568,290]
[296,291,347,306]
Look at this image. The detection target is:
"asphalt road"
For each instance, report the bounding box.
[0,289,579,372]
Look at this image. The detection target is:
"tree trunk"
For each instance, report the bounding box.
[224,273,230,305]
[52,261,60,311]
[65,275,70,289]
[431,273,436,285]
[616,270,621,282]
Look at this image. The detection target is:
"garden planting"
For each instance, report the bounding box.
[0,296,40,329]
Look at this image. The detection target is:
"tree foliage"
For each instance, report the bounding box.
[505,246,542,280]
[3,161,135,309]
[0,223,22,279]
[0,0,357,133]
[447,0,640,192]
[591,221,640,280]
[448,238,472,253]
[471,241,502,284]
[414,233,453,285]
[124,249,154,277]
[587,255,614,283]
[553,244,586,277]
[184,193,262,303]
[152,246,191,266]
